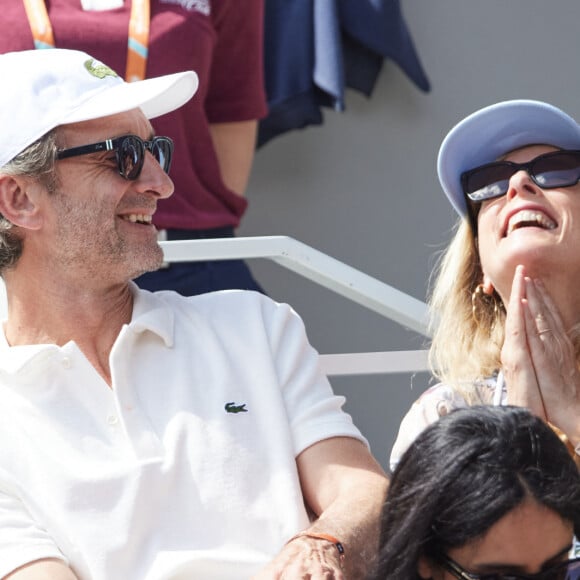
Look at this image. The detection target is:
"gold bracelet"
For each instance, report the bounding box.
[286,531,345,567]
[547,422,580,469]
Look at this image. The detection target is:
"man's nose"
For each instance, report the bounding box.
[138,151,174,199]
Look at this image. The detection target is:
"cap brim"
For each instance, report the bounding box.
[437,99,580,216]
[63,70,199,125]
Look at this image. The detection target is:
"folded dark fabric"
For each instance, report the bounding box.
[258,0,430,147]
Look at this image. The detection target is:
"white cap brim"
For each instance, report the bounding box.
[62,70,198,125]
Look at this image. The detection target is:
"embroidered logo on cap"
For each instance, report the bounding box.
[225,402,248,414]
[84,58,119,80]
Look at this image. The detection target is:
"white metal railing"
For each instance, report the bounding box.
[319,350,430,376]
[161,236,432,376]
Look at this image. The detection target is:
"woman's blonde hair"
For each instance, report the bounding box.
[429,218,580,404]
[428,219,505,402]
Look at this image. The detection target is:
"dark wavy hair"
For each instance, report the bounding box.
[370,405,580,580]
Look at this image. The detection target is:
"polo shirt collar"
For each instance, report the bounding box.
[127,283,175,348]
[0,283,175,376]
[0,336,60,376]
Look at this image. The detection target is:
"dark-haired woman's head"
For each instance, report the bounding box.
[371,406,580,580]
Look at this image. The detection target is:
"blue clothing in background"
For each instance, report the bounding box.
[258,0,430,147]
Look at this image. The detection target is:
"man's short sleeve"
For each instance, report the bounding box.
[0,480,66,578]
[264,299,367,456]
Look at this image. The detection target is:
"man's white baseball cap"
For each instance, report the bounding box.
[437,99,580,217]
[0,48,199,168]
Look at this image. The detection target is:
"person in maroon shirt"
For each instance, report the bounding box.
[6,0,267,295]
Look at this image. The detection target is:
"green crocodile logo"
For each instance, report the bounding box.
[225,402,248,414]
[84,58,119,80]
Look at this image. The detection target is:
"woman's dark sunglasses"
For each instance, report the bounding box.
[438,553,580,580]
[461,149,580,205]
[56,134,174,180]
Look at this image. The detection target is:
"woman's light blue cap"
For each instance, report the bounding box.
[437,99,580,217]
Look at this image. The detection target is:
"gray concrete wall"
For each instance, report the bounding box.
[240,0,580,470]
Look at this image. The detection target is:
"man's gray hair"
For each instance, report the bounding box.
[0,130,59,273]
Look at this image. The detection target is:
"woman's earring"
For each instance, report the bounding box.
[472,283,502,323]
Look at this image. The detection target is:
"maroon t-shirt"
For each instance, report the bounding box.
[2,0,267,230]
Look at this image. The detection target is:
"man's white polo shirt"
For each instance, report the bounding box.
[0,286,365,579]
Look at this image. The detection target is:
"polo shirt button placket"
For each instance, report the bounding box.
[61,356,71,369]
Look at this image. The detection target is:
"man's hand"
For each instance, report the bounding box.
[252,437,388,579]
[251,534,345,580]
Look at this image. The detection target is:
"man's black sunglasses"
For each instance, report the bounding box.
[437,552,580,580]
[56,134,174,181]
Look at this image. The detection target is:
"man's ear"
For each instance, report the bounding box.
[0,174,43,230]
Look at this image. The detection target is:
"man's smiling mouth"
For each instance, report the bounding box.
[120,214,153,225]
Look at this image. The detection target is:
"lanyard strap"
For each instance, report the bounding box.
[22,0,54,49]
[126,0,150,81]
[22,0,150,81]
